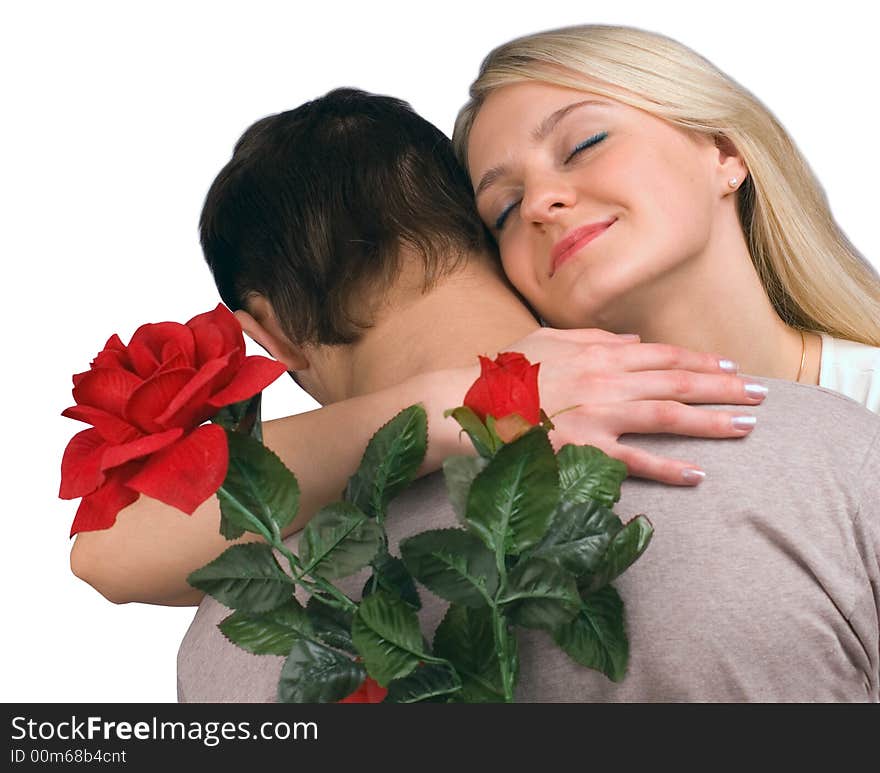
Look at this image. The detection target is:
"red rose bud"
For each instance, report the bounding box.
[338,675,388,704]
[463,351,541,427]
[59,304,288,536]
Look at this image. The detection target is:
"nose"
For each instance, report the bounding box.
[518,172,577,225]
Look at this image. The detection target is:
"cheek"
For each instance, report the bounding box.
[500,239,541,296]
[642,144,716,246]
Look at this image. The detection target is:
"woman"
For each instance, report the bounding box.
[452,24,880,411]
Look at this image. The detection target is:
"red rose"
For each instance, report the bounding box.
[60,304,287,536]
[463,351,541,426]
[338,675,388,704]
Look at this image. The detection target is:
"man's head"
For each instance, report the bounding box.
[200,88,493,353]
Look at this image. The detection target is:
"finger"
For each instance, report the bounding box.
[608,401,758,438]
[603,342,738,374]
[612,370,767,405]
[540,327,641,345]
[608,442,707,487]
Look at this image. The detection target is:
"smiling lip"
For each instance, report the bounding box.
[550,218,617,276]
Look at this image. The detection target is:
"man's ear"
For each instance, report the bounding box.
[233,298,310,372]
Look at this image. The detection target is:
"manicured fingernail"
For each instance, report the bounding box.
[681,468,706,483]
[719,359,739,373]
[618,333,640,341]
[732,415,757,429]
[744,383,769,398]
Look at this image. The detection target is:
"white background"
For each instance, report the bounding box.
[3,0,877,702]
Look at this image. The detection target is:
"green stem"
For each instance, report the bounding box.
[273,539,358,615]
[491,605,515,702]
[491,534,515,702]
[217,466,356,614]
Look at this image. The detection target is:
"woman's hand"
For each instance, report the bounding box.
[503,327,767,485]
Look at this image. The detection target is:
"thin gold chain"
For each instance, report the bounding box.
[794,329,806,382]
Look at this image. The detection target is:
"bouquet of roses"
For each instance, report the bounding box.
[61,305,653,703]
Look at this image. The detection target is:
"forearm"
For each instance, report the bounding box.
[69,367,477,606]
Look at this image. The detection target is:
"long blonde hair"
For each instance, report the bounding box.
[453,24,880,346]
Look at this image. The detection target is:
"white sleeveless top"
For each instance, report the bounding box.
[819,333,880,414]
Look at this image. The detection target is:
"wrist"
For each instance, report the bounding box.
[406,365,479,471]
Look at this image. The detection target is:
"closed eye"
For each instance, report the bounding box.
[494,131,607,231]
[495,200,520,230]
[565,131,607,163]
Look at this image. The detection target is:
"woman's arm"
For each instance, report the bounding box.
[69,328,763,606]
[69,367,471,607]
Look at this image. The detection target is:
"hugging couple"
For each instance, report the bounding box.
[72,24,880,702]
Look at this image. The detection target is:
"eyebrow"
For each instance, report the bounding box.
[474,99,609,200]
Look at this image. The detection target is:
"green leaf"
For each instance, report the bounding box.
[219,597,312,656]
[557,444,628,508]
[433,604,505,703]
[444,406,497,458]
[306,597,356,655]
[400,529,497,607]
[553,585,628,682]
[528,498,623,577]
[217,514,246,541]
[187,543,294,614]
[384,661,462,703]
[465,429,560,555]
[443,455,489,524]
[345,405,428,521]
[211,392,264,443]
[351,591,427,686]
[582,515,654,593]
[500,557,581,630]
[277,639,366,703]
[299,502,383,580]
[218,429,300,540]
[361,552,421,610]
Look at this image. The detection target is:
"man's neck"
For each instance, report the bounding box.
[336,258,540,400]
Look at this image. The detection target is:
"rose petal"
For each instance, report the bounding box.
[72,367,143,420]
[128,322,194,379]
[160,327,196,366]
[463,355,541,425]
[125,368,196,433]
[191,322,225,365]
[207,355,288,408]
[59,428,109,499]
[125,424,228,514]
[495,352,533,380]
[100,427,184,472]
[90,332,129,366]
[91,348,131,370]
[338,676,388,703]
[103,333,127,353]
[61,404,140,444]
[69,465,140,536]
[126,323,163,378]
[487,368,540,425]
[156,355,232,429]
[155,351,192,374]
[187,304,245,362]
[462,356,497,421]
[518,363,541,424]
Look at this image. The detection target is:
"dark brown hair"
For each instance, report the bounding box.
[200,88,492,345]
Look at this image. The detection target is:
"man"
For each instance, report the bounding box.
[178,89,879,701]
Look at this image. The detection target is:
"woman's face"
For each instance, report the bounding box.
[466,81,734,329]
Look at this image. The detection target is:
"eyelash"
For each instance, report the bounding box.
[494,131,608,231]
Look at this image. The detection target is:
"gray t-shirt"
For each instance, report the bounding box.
[177,378,880,702]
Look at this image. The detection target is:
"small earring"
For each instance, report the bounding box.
[727,177,739,188]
